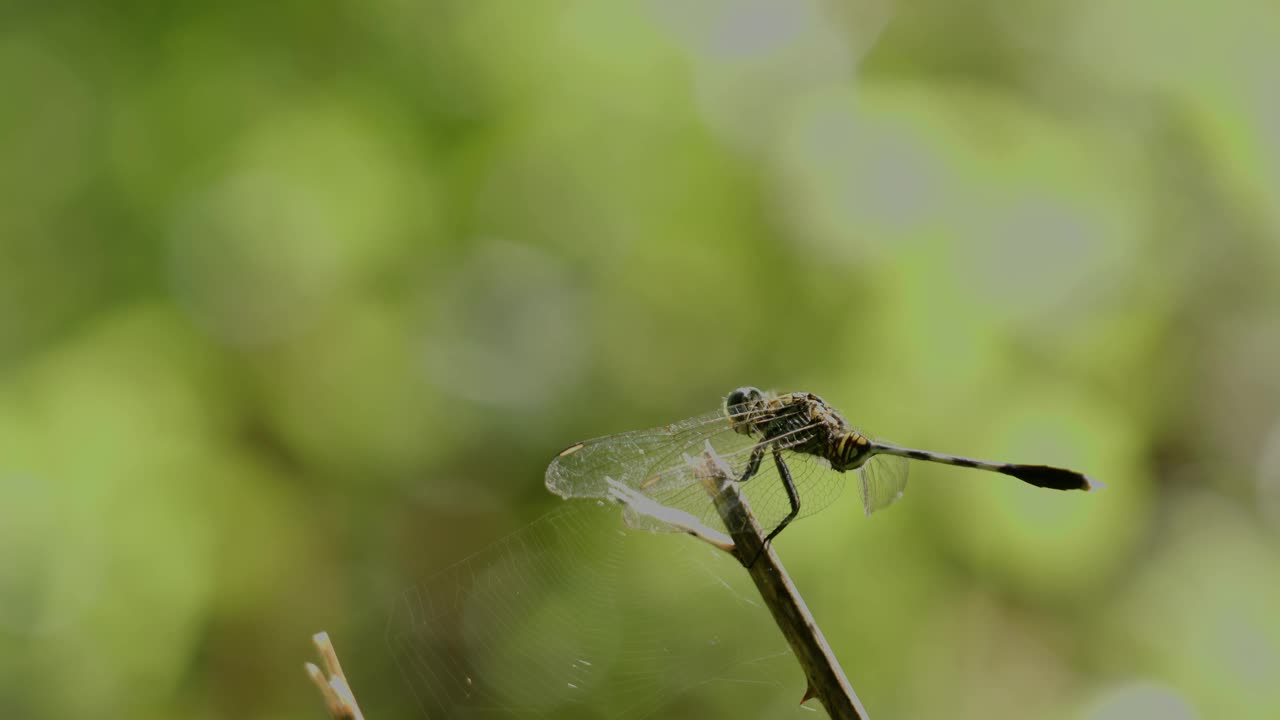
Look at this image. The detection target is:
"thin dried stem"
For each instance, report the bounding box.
[305,631,366,720]
[689,445,870,720]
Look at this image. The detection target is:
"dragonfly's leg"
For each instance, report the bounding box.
[765,445,800,543]
[748,445,801,568]
[736,443,766,484]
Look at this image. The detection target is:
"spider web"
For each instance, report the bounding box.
[385,499,804,719]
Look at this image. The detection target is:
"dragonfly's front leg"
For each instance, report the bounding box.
[736,443,766,484]
[765,445,800,545]
[748,445,800,568]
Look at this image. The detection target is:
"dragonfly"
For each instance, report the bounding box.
[546,386,1098,550]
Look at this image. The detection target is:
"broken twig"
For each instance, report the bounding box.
[688,445,870,720]
[305,631,366,720]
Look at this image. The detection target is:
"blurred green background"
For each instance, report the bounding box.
[3,0,1280,718]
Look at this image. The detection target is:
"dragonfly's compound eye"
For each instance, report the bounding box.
[725,386,763,414]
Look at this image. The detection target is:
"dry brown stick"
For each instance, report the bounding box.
[305,631,366,720]
[690,447,870,720]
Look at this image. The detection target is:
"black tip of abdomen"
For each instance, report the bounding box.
[999,464,1096,491]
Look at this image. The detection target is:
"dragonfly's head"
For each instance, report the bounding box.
[724,386,765,435]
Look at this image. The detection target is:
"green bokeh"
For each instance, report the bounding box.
[2,1,1278,718]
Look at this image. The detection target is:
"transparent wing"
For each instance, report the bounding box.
[625,432,848,536]
[546,404,826,535]
[546,410,750,496]
[856,439,909,516]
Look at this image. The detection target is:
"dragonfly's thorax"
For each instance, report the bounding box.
[726,391,869,472]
